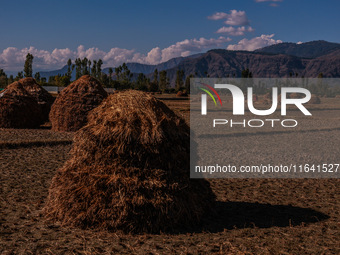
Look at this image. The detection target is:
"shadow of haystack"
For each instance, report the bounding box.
[188,201,329,233]
[44,90,215,233]
[49,75,107,132]
[0,80,47,128]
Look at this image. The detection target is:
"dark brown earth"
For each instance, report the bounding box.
[0,97,339,254]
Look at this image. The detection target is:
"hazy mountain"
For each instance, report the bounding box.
[255,40,340,58]
[38,54,203,79]
[39,65,73,79]
[36,40,340,87]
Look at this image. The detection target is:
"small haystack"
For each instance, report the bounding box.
[44,90,215,233]
[176,91,188,97]
[308,94,321,104]
[49,75,107,132]
[0,83,43,128]
[5,78,54,122]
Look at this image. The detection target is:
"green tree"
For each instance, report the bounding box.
[34,72,41,83]
[91,60,97,78]
[159,70,169,92]
[24,53,34,77]
[97,59,103,80]
[108,67,113,87]
[135,73,148,91]
[175,69,184,91]
[0,69,8,88]
[8,75,14,85]
[241,68,252,78]
[75,58,82,79]
[16,71,24,80]
[185,74,194,93]
[66,59,74,79]
[81,57,89,75]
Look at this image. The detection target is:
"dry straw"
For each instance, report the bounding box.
[49,75,108,132]
[44,90,215,233]
[0,78,52,128]
[5,78,54,122]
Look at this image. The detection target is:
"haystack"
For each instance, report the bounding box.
[176,91,188,97]
[49,75,108,131]
[5,78,54,122]
[44,90,215,233]
[0,83,43,128]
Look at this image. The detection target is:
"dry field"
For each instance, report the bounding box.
[0,95,339,254]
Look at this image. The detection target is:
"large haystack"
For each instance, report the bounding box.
[0,83,43,128]
[49,75,108,132]
[44,90,215,233]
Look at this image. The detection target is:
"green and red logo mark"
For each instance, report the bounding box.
[199,83,223,106]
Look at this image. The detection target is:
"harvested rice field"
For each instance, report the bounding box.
[0,95,339,254]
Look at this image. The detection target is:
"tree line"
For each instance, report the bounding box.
[1,53,339,96]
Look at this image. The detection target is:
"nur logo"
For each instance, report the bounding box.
[200,84,312,116]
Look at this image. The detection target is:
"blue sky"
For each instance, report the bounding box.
[0,0,339,71]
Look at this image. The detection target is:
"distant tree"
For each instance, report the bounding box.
[159,70,169,92]
[108,67,113,86]
[91,60,97,78]
[135,73,148,91]
[113,63,132,89]
[97,59,103,80]
[153,69,158,85]
[66,59,74,79]
[81,57,89,75]
[115,65,122,82]
[34,72,41,83]
[75,58,82,79]
[0,69,7,88]
[318,72,324,78]
[24,53,34,77]
[101,73,109,87]
[8,75,14,85]
[175,69,185,91]
[16,71,24,80]
[185,74,194,93]
[88,60,92,75]
[241,68,252,78]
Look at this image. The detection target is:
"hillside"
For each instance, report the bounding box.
[255,40,340,58]
[37,40,340,87]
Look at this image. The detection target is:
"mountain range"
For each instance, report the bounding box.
[39,40,340,86]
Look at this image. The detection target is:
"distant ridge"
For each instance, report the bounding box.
[255,40,340,58]
[36,40,340,86]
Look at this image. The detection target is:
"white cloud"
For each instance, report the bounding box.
[227,34,282,51]
[216,26,254,36]
[159,36,232,63]
[0,36,232,71]
[208,10,249,26]
[296,41,303,45]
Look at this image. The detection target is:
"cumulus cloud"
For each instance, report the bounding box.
[208,10,249,26]
[216,26,254,36]
[227,34,282,51]
[0,36,232,71]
